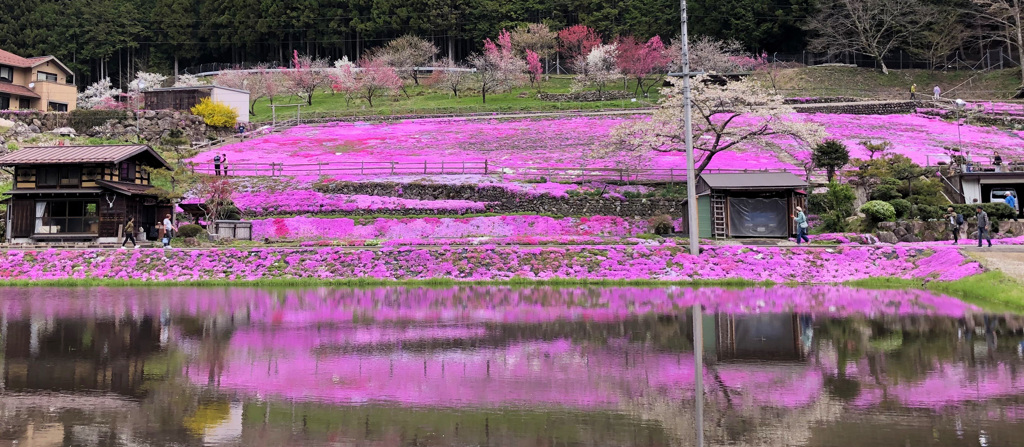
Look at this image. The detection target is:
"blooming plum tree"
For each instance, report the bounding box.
[355,58,403,107]
[558,24,602,64]
[526,50,542,87]
[173,73,204,87]
[470,30,526,103]
[615,35,671,96]
[428,58,471,97]
[511,23,559,59]
[571,44,621,97]
[77,78,121,110]
[370,34,438,87]
[607,76,823,175]
[285,50,331,105]
[329,63,359,106]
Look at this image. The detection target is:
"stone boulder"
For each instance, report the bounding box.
[893,227,908,238]
[877,231,899,244]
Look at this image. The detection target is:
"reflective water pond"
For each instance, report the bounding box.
[0,286,1022,447]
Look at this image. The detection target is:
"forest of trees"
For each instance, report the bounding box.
[3,0,1022,91]
[0,0,811,89]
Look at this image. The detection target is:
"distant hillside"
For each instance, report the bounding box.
[753,67,1022,101]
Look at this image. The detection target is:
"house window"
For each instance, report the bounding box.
[48,102,68,112]
[82,167,101,182]
[18,98,31,109]
[35,200,99,234]
[0,65,11,82]
[36,167,59,187]
[119,162,136,182]
[36,71,57,82]
[15,167,35,183]
[0,94,9,110]
[59,166,81,186]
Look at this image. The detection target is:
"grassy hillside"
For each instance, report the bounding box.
[250,75,662,123]
[755,66,1022,100]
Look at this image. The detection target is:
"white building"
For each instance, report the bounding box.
[144,86,251,123]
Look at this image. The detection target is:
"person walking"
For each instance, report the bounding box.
[1006,191,1018,221]
[976,206,993,247]
[162,213,176,248]
[794,206,810,244]
[120,217,139,249]
[945,207,963,244]
[933,85,941,100]
[910,84,917,100]
[213,153,222,176]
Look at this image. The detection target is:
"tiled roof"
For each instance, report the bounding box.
[0,82,40,98]
[95,180,158,196]
[0,48,33,67]
[0,145,159,165]
[700,172,808,190]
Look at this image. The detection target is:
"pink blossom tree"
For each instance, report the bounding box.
[526,50,543,87]
[470,30,526,103]
[615,35,671,97]
[329,63,359,107]
[558,25,602,65]
[429,58,471,97]
[285,50,331,106]
[356,58,403,107]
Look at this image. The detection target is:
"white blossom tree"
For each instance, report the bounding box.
[571,43,621,97]
[173,73,204,87]
[77,78,121,109]
[129,71,168,91]
[605,77,824,175]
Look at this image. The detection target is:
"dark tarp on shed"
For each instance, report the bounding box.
[728,197,788,237]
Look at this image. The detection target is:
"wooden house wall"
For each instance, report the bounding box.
[144,90,211,111]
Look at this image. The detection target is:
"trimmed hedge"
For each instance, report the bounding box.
[952,203,1016,220]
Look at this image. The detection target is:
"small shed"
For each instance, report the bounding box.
[144,86,250,123]
[682,172,807,239]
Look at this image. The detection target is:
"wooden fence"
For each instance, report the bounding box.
[190,160,801,182]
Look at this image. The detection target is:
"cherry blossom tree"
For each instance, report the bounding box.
[173,73,204,87]
[615,35,671,96]
[356,58,403,107]
[526,50,543,87]
[511,23,558,59]
[558,24,602,64]
[77,78,121,109]
[571,44,620,97]
[285,50,331,106]
[129,71,167,91]
[605,77,824,175]
[329,63,359,106]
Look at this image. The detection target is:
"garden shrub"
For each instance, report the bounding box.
[190,97,238,128]
[816,181,857,233]
[913,204,942,221]
[888,199,912,219]
[177,224,204,238]
[860,200,896,224]
[217,205,242,220]
[806,193,828,214]
[951,203,1015,220]
[870,184,902,201]
[648,215,674,235]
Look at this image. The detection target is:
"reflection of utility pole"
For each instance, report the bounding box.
[692,303,704,447]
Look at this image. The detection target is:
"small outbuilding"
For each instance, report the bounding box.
[681,172,808,239]
[144,85,250,123]
[1,145,173,244]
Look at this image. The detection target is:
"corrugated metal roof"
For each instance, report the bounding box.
[0,145,149,164]
[700,172,807,190]
[150,85,250,94]
[0,82,40,98]
[0,145,167,166]
[95,180,158,196]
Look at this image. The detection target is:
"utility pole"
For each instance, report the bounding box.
[681,1,704,446]
[680,0,699,257]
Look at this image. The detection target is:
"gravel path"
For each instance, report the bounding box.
[970,250,1024,281]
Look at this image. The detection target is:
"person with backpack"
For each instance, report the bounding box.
[213,154,222,176]
[793,206,810,244]
[976,206,993,247]
[945,207,963,244]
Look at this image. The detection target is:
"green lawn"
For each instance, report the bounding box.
[757,66,1023,100]
[250,75,663,123]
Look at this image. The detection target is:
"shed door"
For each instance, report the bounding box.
[10,199,34,238]
[728,197,787,237]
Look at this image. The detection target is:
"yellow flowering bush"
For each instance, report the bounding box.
[190,97,237,128]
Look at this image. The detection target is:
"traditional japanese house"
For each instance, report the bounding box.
[1,145,173,244]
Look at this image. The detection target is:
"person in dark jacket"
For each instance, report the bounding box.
[945,207,962,244]
[120,217,139,249]
[976,206,993,247]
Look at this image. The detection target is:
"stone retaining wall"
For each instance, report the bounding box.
[794,101,918,115]
[314,181,685,217]
[876,220,1024,243]
[0,110,229,143]
[536,91,634,102]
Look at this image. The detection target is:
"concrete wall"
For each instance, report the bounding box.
[211,88,249,123]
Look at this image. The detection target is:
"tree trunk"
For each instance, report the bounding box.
[877,56,889,74]
[174,56,179,85]
[481,84,486,103]
[1017,16,1024,86]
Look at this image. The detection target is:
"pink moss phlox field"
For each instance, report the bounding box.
[0,246,982,283]
[253,215,650,240]
[226,190,490,215]
[192,114,1024,180]
[0,285,980,322]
